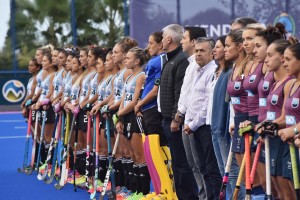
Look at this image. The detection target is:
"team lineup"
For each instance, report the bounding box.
[17,17,300,200]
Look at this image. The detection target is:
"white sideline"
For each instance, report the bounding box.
[0,136,27,139]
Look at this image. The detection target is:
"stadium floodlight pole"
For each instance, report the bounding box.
[231,0,235,20]
[123,0,129,36]
[176,0,181,24]
[10,0,19,77]
[70,0,77,46]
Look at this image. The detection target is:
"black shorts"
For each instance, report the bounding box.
[123,111,140,140]
[77,109,89,132]
[101,110,116,138]
[31,110,36,122]
[38,106,55,124]
[142,106,168,146]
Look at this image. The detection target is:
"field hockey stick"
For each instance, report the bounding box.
[250,141,262,185]
[98,132,120,200]
[57,112,65,170]
[232,127,253,200]
[239,125,254,198]
[25,111,40,175]
[264,134,271,199]
[85,114,92,190]
[18,109,33,173]
[36,110,47,173]
[90,113,100,199]
[55,108,78,190]
[45,113,62,184]
[290,144,300,199]
[73,114,79,191]
[219,141,234,200]
[105,116,116,199]
[37,114,60,180]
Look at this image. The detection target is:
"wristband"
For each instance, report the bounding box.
[54,103,61,113]
[41,98,50,106]
[25,99,32,107]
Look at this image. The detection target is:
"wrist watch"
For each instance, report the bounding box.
[294,127,299,135]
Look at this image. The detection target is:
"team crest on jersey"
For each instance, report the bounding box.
[263,81,270,91]
[292,98,299,108]
[271,95,278,105]
[234,81,241,90]
[249,75,256,83]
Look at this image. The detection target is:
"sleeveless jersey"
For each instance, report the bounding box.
[70,83,80,105]
[62,71,72,88]
[266,76,293,121]
[26,77,34,96]
[243,63,264,116]
[227,66,249,114]
[79,71,97,104]
[89,73,99,99]
[257,72,275,122]
[63,75,76,101]
[114,69,127,103]
[52,68,64,98]
[284,81,300,128]
[123,72,145,107]
[40,75,51,101]
[34,70,44,95]
[97,75,113,102]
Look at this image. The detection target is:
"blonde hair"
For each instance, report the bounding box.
[244,23,266,32]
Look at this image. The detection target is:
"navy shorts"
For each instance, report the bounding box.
[232,113,248,154]
[269,137,284,176]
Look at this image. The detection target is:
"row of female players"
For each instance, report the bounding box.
[222,23,300,200]
[19,23,300,200]
[19,35,168,200]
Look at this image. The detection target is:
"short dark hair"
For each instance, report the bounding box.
[231,17,257,28]
[184,26,207,40]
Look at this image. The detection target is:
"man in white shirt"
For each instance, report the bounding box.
[183,37,222,200]
[175,26,207,200]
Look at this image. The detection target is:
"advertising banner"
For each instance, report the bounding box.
[130,0,299,48]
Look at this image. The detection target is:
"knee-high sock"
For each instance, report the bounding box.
[139,163,150,195]
[98,155,108,182]
[133,164,141,193]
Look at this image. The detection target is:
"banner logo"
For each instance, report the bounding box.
[274,13,296,35]
[2,80,26,103]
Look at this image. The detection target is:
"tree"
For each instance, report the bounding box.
[0,0,125,70]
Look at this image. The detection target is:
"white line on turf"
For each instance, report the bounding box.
[0,136,27,139]
[0,120,24,123]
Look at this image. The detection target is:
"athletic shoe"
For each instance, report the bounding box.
[68,175,85,184]
[116,188,132,199]
[38,163,47,173]
[126,192,144,200]
[96,181,111,192]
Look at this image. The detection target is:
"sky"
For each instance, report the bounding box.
[0,0,10,50]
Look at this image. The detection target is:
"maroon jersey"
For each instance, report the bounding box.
[227,66,249,114]
[258,72,276,122]
[284,81,300,128]
[266,76,293,121]
[243,63,264,116]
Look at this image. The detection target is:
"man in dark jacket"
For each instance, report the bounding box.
[159,24,199,200]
